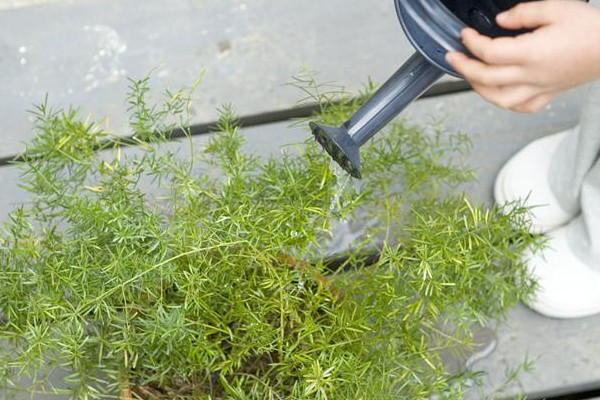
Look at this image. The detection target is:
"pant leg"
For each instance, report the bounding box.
[549,81,600,269]
[567,181,600,270]
[550,81,600,214]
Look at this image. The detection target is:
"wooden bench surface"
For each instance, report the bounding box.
[0,0,428,158]
[0,1,599,398]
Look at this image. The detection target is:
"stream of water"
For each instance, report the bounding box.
[325,160,370,254]
[329,160,353,217]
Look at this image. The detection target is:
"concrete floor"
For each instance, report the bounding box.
[0,0,600,398]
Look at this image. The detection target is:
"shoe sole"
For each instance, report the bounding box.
[527,297,600,319]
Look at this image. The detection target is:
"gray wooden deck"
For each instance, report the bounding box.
[0,0,599,398]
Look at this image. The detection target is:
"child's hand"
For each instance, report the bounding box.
[446,0,600,113]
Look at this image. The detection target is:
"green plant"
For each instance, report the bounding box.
[0,76,539,399]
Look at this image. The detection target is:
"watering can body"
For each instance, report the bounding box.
[311,0,588,179]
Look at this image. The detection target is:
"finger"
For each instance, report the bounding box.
[511,93,557,114]
[446,52,525,86]
[496,1,561,30]
[471,83,541,110]
[461,28,526,65]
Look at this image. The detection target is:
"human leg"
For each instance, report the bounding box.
[525,81,600,318]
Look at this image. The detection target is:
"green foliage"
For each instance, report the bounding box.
[0,77,539,399]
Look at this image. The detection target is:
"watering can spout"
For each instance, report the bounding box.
[312,0,589,178]
[311,52,444,179]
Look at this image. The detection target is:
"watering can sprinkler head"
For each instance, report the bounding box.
[310,122,362,178]
[312,0,588,178]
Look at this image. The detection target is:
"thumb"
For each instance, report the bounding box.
[496,1,561,30]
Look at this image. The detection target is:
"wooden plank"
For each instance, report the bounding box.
[0,0,74,10]
[470,305,600,400]
[0,0,453,159]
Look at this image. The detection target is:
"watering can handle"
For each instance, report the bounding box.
[346,52,443,146]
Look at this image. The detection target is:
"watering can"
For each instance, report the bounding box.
[311,0,588,179]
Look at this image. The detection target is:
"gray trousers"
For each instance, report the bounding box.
[550,81,600,270]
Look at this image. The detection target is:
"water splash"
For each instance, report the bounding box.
[82,25,128,92]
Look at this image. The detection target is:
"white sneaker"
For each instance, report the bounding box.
[524,226,600,319]
[494,130,577,234]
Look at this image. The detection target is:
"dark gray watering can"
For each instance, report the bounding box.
[311,0,588,179]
